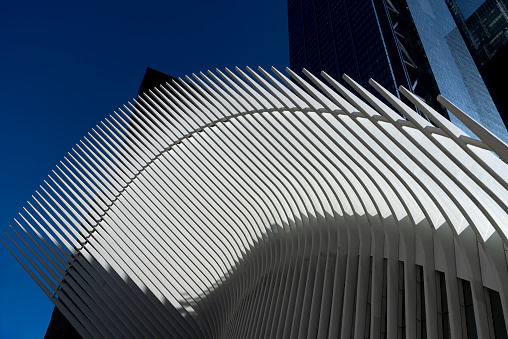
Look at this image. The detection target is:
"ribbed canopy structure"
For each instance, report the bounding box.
[4,66,508,338]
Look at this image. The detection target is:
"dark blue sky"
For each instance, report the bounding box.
[0,1,289,337]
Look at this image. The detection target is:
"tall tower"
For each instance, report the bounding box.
[287,0,508,143]
[446,0,508,131]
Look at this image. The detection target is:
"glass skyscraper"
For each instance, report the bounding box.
[446,0,508,135]
[288,0,508,143]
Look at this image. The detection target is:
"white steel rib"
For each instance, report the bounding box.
[4,66,508,339]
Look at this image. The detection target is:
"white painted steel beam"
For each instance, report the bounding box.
[4,66,508,338]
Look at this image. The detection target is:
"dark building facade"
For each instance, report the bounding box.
[288,0,508,143]
[137,67,179,98]
[288,0,445,115]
